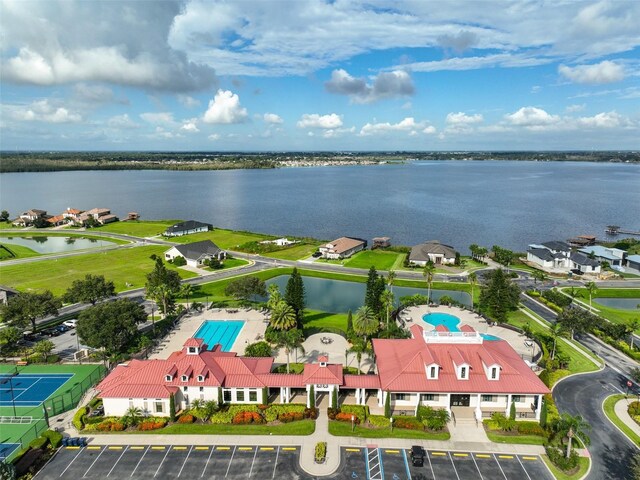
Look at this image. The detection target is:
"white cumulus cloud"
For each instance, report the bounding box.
[558,60,625,85]
[359,117,433,136]
[107,114,139,129]
[180,119,200,132]
[325,69,414,104]
[446,112,484,125]
[505,107,560,127]
[8,99,82,123]
[297,113,343,129]
[263,113,283,124]
[203,90,248,124]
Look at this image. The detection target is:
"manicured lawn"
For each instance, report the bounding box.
[202,257,250,271]
[93,219,180,237]
[264,243,322,260]
[485,430,548,445]
[1,245,197,295]
[303,310,349,334]
[329,420,450,440]
[560,287,640,326]
[171,228,270,249]
[0,242,40,260]
[602,394,640,447]
[541,455,590,480]
[343,250,404,270]
[148,420,315,435]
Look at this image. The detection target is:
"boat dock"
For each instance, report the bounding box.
[605,225,640,236]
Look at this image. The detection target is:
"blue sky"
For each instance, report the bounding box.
[1,0,639,151]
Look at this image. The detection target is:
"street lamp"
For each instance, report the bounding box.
[351,414,355,432]
[390,416,394,432]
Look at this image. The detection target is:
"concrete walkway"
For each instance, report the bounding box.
[614,396,640,438]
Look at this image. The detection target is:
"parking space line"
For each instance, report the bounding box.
[195,447,209,451]
[83,444,106,477]
[517,455,533,480]
[470,452,484,480]
[522,456,538,461]
[453,453,468,457]
[282,447,296,451]
[272,446,279,479]
[107,446,128,477]
[448,452,461,480]
[498,455,514,459]
[385,449,400,454]
[86,446,100,450]
[238,447,253,451]
[66,446,81,450]
[174,446,188,450]
[476,454,491,458]
[109,446,123,450]
[402,449,411,480]
[432,452,446,456]
[346,448,360,452]
[426,450,436,480]
[260,447,274,451]
[59,448,83,478]
[151,446,165,450]
[225,446,237,478]
[177,445,193,477]
[130,446,145,450]
[248,445,259,477]
[201,444,215,478]
[493,453,508,480]
[130,446,149,478]
[154,444,172,477]
[218,446,231,450]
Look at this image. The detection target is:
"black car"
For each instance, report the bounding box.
[410,445,425,467]
[43,329,61,337]
[312,251,322,258]
[570,269,584,276]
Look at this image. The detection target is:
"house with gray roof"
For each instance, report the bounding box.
[626,255,640,274]
[164,240,226,268]
[527,240,601,274]
[164,220,213,237]
[409,240,457,266]
[579,245,626,267]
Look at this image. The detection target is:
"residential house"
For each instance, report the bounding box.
[46,215,66,226]
[626,255,640,275]
[164,220,213,237]
[164,240,226,268]
[127,212,140,221]
[14,209,46,226]
[260,238,297,246]
[578,245,626,268]
[569,252,601,274]
[409,240,456,266]
[0,285,19,305]
[527,241,601,274]
[79,208,118,225]
[62,208,84,224]
[319,237,366,259]
[97,324,548,422]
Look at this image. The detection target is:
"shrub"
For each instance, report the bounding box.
[278,412,304,423]
[368,415,391,428]
[42,430,63,448]
[172,256,186,266]
[491,412,516,432]
[335,412,360,424]
[315,442,326,463]
[89,398,103,409]
[111,422,125,431]
[629,401,640,416]
[73,406,88,430]
[177,414,194,424]
[327,408,339,420]
[517,421,547,436]
[232,411,264,424]
[392,416,423,431]
[263,404,306,423]
[139,420,166,431]
[29,436,48,450]
[304,407,318,420]
[340,405,368,422]
[245,341,272,357]
[84,415,105,425]
[545,445,579,471]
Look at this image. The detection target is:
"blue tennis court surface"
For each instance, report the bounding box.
[0,373,74,407]
[0,443,20,461]
[193,320,245,351]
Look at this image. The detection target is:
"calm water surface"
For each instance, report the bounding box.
[2,161,638,250]
[0,236,114,253]
[265,275,471,313]
[594,297,640,310]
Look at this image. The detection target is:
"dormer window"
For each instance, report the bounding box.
[197,375,204,382]
[188,347,197,354]
[491,368,497,379]
[460,367,467,379]
[181,375,188,382]
[165,375,172,382]
[427,364,439,379]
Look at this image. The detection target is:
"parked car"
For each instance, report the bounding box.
[62,319,77,328]
[312,251,322,258]
[570,269,584,276]
[43,329,61,337]
[22,332,39,342]
[410,445,425,467]
[55,325,70,333]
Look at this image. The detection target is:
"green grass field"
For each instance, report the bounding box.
[602,394,640,447]
[92,220,180,237]
[0,243,41,261]
[485,430,548,445]
[146,420,315,435]
[302,310,349,334]
[203,257,249,271]
[343,250,404,270]
[171,228,270,249]
[0,245,197,295]
[541,455,590,480]
[263,243,321,260]
[560,287,640,326]
[329,420,450,440]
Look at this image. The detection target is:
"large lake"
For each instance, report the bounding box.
[1,161,638,250]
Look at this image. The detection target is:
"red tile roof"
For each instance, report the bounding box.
[343,374,381,389]
[435,324,449,332]
[459,324,476,332]
[256,374,304,388]
[303,363,343,385]
[318,355,329,363]
[184,338,205,347]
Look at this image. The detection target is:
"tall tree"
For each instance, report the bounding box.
[354,306,379,344]
[77,299,147,355]
[274,328,305,373]
[180,283,193,309]
[556,308,597,340]
[0,210,10,222]
[145,256,181,314]
[549,322,568,360]
[585,282,598,310]
[270,300,297,330]
[380,289,395,328]
[224,276,267,301]
[0,327,21,353]
[552,413,591,458]
[386,270,396,293]
[266,283,283,311]
[478,269,520,323]
[491,245,515,268]
[364,266,385,317]
[285,268,306,324]
[1,291,61,333]
[63,274,115,305]
[347,337,371,374]
[468,272,477,308]
[32,339,55,359]
[422,261,436,303]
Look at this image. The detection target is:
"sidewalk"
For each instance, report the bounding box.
[614,397,640,438]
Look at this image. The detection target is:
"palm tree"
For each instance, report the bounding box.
[422,261,436,303]
[180,283,193,310]
[627,318,640,349]
[354,306,379,344]
[386,270,396,293]
[203,400,219,420]
[468,272,477,308]
[553,413,591,458]
[550,322,568,360]
[347,337,370,374]
[266,283,282,311]
[123,406,143,426]
[585,282,598,310]
[270,300,296,330]
[274,329,305,373]
[380,289,395,328]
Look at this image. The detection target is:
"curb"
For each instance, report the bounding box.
[601,395,640,450]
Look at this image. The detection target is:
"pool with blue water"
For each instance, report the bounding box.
[193,320,245,351]
[422,312,500,341]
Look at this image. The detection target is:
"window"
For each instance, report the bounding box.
[197,375,204,382]
[154,402,164,413]
[512,395,522,403]
[249,390,257,402]
[224,390,231,402]
[429,366,437,378]
[199,387,204,392]
[181,375,188,382]
[394,393,407,401]
[236,390,245,402]
[491,368,497,379]
[128,398,133,408]
[460,367,467,379]
[183,386,188,392]
[188,347,196,354]
[422,394,434,402]
[165,375,172,382]
[481,395,495,402]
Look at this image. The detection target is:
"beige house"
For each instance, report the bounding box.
[319,237,366,259]
[409,240,457,266]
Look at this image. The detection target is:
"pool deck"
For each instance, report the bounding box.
[149,308,269,359]
[402,305,541,361]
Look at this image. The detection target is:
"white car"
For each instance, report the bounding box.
[63,319,78,328]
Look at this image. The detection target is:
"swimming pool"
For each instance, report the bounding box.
[422,312,500,341]
[193,320,245,351]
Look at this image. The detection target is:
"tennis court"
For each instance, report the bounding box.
[0,373,74,407]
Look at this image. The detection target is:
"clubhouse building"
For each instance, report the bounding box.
[97,323,549,421]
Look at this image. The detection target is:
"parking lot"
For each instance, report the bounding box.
[35,445,554,479]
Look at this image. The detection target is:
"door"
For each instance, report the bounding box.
[450,394,470,407]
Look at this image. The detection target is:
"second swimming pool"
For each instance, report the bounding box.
[193,320,245,351]
[422,312,500,341]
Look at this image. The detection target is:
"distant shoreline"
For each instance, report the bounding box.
[1,151,638,173]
